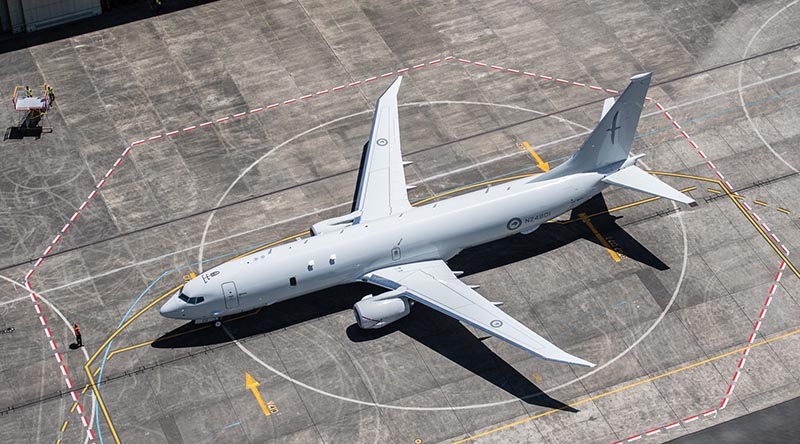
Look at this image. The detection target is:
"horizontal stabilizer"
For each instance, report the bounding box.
[602,166,694,205]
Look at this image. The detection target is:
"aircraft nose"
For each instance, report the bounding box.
[159,297,183,318]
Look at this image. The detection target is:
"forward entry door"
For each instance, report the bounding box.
[222,281,239,309]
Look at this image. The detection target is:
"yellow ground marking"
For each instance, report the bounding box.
[245,372,271,417]
[85,231,307,441]
[60,420,68,432]
[707,188,721,194]
[532,373,542,384]
[82,284,183,444]
[81,384,89,394]
[578,212,621,262]
[777,207,791,214]
[105,308,262,362]
[754,200,768,206]
[413,174,537,206]
[69,402,77,413]
[453,326,800,443]
[517,141,550,172]
[84,170,796,442]
[651,171,798,279]
[552,186,697,225]
[55,440,61,444]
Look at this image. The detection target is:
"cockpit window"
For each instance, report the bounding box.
[182,295,205,305]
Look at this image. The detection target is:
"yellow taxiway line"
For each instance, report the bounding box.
[84,170,797,442]
[651,171,798,279]
[452,326,800,443]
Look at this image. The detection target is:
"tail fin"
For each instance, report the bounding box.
[542,73,651,177]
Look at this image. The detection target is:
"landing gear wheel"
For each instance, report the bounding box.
[214,321,222,327]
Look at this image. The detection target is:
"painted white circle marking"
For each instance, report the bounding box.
[202,99,689,410]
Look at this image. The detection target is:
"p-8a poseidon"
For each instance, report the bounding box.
[160,73,694,367]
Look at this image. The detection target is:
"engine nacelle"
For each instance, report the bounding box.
[353,291,411,329]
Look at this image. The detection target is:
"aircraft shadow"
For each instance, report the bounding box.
[346,304,577,411]
[152,192,666,410]
[153,283,576,410]
[447,192,668,275]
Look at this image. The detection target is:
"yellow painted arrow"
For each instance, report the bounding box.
[520,141,550,172]
[245,372,271,417]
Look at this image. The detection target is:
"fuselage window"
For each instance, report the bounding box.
[289,276,297,286]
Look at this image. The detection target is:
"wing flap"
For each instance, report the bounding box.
[363,260,595,367]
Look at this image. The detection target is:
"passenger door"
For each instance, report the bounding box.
[221,281,239,309]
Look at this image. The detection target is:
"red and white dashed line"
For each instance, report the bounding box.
[22,56,457,442]
[24,54,794,443]
[98,56,456,153]
[609,258,787,443]
[20,117,170,440]
[23,276,95,440]
[719,260,787,410]
[448,57,794,444]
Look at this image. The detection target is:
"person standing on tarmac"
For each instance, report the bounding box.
[25,85,33,97]
[73,323,82,347]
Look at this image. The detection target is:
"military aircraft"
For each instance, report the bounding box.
[160,73,693,367]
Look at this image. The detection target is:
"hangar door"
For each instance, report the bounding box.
[222,282,239,309]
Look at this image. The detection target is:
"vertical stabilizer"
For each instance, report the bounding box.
[536,73,651,179]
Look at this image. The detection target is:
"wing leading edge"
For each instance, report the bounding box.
[362,260,596,367]
[351,77,412,223]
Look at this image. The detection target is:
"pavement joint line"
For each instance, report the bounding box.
[452,327,800,444]
[97,183,711,364]
[450,58,797,443]
[611,262,785,443]
[18,55,452,444]
[20,53,795,443]
[2,58,793,276]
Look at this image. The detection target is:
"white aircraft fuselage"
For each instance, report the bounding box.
[159,171,604,322]
[160,73,693,368]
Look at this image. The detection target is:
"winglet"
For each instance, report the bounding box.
[351,76,412,222]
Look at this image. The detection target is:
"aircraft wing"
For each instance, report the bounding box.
[352,77,412,223]
[361,260,595,367]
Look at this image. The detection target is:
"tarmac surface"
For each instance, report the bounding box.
[665,396,800,444]
[0,0,799,443]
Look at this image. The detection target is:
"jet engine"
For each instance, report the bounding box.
[353,289,411,329]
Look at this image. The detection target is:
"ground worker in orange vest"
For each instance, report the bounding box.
[73,323,82,347]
